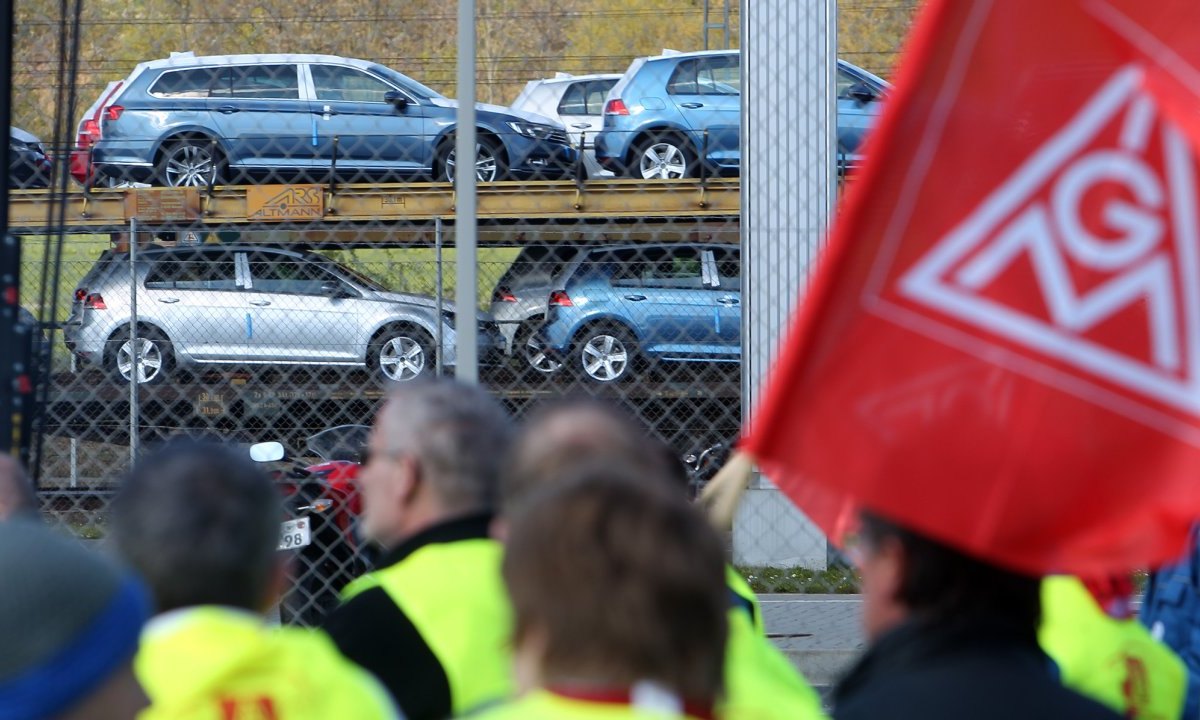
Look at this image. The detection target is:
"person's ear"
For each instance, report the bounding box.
[490,516,509,543]
[397,454,423,507]
[875,535,908,607]
[262,553,291,613]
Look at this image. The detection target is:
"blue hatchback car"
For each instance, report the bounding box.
[594,49,888,179]
[91,53,578,186]
[538,244,740,383]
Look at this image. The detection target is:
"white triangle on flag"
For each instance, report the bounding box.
[897,64,1200,418]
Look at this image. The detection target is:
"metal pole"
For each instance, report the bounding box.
[454,0,479,383]
[70,353,78,488]
[128,219,139,461]
[435,218,444,377]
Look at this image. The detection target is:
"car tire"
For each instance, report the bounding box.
[106,324,172,385]
[156,138,225,187]
[573,323,638,384]
[632,133,695,180]
[436,135,507,183]
[517,321,563,377]
[369,325,434,383]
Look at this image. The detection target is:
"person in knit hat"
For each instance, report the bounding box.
[0,517,151,720]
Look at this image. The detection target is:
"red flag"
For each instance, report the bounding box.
[745,0,1200,575]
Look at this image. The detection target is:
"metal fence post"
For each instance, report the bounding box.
[454,0,479,384]
[435,217,444,377]
[128,218,139,462]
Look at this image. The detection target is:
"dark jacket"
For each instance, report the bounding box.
[833,616,1121,720]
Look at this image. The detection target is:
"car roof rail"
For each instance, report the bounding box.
[168,51,196,59]
[553,71,574,79]
[660,48,683,56]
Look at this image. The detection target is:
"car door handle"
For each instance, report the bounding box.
[571,122,592,129]
[717,297,739,306]
[680,102,704,109]
[157,297,180,304]
[216,105,239,114]
[624,294,647,302]
[249,300,271,307]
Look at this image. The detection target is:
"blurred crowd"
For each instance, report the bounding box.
[0,379,1191,719]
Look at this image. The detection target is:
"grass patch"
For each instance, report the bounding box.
[737,565,861,594]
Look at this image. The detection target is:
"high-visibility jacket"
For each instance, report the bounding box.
[722,597,829,720]
[726,565,765,636]
[1040,575,1186,719]
[466,689,710,719]
[135,606,398,720]
[325,514,511,720]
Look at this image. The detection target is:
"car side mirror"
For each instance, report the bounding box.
[250,442,285,463]
[321,280,352,298]
[385,91,409,113]
[848,82,877,104]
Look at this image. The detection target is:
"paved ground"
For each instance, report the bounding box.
[760,594,865,688]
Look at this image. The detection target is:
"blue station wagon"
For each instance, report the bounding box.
[537,244,741,383]
[91,53,578,186]
[594,49,888,179]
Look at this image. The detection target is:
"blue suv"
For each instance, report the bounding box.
[538,244,740,383]
[91,53,578,186]
[594,49,888,179]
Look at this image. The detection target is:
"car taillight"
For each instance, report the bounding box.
[78,119,101,149]
[493,287,517,303]
[74,288,87,302]
[604,98,629,116]
[549,290,573,307]
[104,105,124,122]
[84,293,107,310]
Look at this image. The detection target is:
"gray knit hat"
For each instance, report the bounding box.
[0,519,150,720]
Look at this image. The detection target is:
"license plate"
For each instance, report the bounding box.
[278,518,311,551]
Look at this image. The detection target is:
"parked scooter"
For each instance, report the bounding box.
[250,424,371,626]
[684,440,732,500]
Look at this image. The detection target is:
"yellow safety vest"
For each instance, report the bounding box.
[1040,576,1187,719]
[726,565,765,636]
[721,601,829,720]
[135,606,397,720]
[467,689,708,719]
[343,537,512,716]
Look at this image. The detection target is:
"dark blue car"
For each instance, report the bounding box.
[595,49,888,179]
[538,244,741,383]
[90,53,578,186]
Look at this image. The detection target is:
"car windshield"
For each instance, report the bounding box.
[369,64,443,100]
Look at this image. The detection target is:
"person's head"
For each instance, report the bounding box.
[0,518,150,720]
[110,440,282,614]
[855,510,1041,641]
[503,464,727,706]
[360,380,513,548]
[0,453,36,520]
[500,397,686,524]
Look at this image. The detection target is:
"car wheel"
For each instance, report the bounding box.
[107,325,172,385]
[437,136,506,183]
[574,324,637,383]
[157,139,224,187]
[517,322,562,376]
[634,134,694,180]
[369,326,433,383]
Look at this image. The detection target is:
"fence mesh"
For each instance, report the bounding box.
[9,0,913,626]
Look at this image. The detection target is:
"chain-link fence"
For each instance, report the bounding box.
[8,0,914,626]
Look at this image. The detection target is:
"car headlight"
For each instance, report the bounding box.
[506,121,561,141]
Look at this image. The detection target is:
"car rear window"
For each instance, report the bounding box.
[557,79,618,116]
[501,246,581,289]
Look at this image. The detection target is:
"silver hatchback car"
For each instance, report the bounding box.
[64,245,504,383]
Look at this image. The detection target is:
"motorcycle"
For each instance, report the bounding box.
[683,440,732,500]
[250,424,371,626]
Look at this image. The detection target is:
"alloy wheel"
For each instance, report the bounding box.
[164,144,216,187]
[581,333,628,382]
[116,338,164,384]
[444,143,499,183]
[378,336,426,382]
[639,142,687,180]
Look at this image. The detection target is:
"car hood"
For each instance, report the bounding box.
[10,127,41,145]
[371,291,492,321]
[426,97,560,127]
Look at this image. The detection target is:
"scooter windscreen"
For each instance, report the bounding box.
[305,424,371,463]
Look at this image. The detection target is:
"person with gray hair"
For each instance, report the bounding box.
[0,453,37,520]
[109,441,399,720]
[323,379,516,720]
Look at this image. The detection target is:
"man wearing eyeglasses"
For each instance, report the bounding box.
[323,380,515,720]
